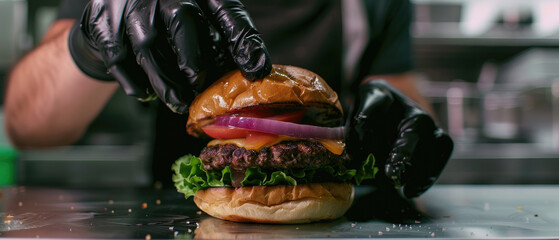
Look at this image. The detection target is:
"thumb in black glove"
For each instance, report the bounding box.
[68,0,271,113]
[346,80,453,198]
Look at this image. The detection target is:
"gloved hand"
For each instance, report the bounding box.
[68,0,271,113]
[346,80,453,198]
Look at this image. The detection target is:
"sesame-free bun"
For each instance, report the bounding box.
[187,65,343,137]
[193,182,354,224]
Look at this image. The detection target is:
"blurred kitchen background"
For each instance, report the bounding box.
[1,0,559,187]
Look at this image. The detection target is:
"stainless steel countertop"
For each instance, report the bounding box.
[1,185,558,239]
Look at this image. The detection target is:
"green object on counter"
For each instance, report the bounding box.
[0,147,17,186]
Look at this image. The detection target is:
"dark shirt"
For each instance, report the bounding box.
[58,0,413,187]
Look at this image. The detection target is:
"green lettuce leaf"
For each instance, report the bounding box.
[172,154,378,199]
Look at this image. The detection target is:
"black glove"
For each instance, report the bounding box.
[68,0,271,113]
[346,80,453,198]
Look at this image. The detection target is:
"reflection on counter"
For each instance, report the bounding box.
[2,185,559,239]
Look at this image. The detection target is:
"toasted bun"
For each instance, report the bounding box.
[187,65,343,137]
[193,182,354,224]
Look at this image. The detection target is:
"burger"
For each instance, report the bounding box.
[172,65,377,224]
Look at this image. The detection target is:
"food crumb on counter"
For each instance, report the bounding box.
[142,202,148,209]
[18,201,23,207]
[108,200,114,205]
[156,199,161,205]
[516,205,524,211]
[145,234,151,240]
[196,211,202,215]
[534,214,539,217]
[4,215,14,224]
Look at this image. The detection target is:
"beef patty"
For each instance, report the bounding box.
[199,141,349,172]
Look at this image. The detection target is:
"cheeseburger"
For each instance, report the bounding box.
[172,65,377,223]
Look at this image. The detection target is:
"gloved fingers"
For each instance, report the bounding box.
[124,0,158,53]
[124,0,192,113]
[110,62,155,101]
[385,112,434,194]
[353,80,395,121]
[138,47,192,113]
[345,80,395,169]
[402,130,453,198]
[159,0,210,91]
[71,0,128,80]
[199,0,271,80]
[86,1,127,64]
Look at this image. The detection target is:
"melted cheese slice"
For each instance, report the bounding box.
[207,136,345,155]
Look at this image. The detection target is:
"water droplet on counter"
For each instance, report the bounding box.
[351,223,356,228]
[128,209,132,213]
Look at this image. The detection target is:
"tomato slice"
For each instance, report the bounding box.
[201,125,252,139]
[266,110,305,123]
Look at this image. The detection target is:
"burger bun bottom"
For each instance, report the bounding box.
[193,182,354,224]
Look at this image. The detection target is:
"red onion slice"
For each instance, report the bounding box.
[214,116,345,140]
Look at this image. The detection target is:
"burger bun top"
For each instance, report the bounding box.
[187,65,343,137]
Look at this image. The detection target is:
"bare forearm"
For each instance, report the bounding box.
[4,20,119,149]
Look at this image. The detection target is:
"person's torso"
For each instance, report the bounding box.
[243,0,343,93]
